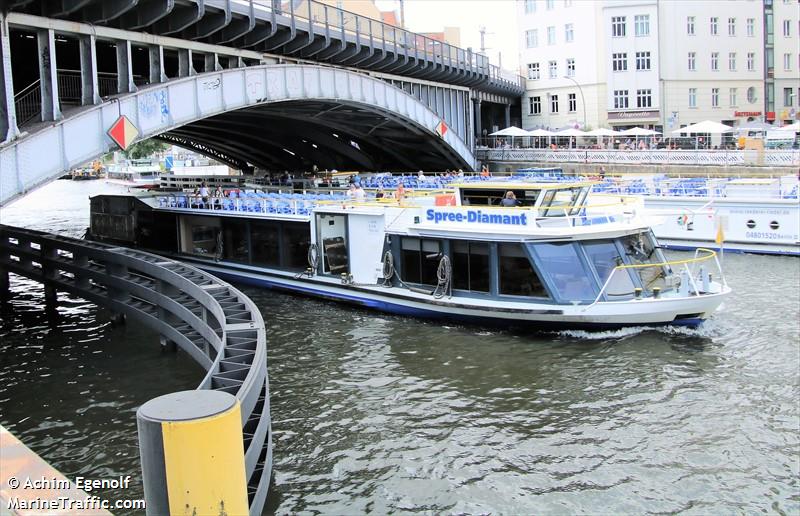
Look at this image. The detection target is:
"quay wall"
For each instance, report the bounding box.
[486,161,798,177]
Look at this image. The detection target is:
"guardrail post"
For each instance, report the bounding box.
[137,390,249,516]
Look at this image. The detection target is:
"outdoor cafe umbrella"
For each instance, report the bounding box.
[619,127,661,136]
[734,120,773,132]
[527,128,554,148]
[555,127,586,148]
[585,128,620,147]
[671,120,733,134]
[489,126,531,147]
[777,121,800,132]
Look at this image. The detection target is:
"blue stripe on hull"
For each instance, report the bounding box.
[207,268,706,332]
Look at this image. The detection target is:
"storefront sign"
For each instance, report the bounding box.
[734,111,762,117]
[607,110,660,120]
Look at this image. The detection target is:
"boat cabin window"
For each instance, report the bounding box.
[541,187,584,217]
[620,232,669,292]
[222,219,249,263]
[498,243,548,297]
[401,237,442,285]
[529,242,596,302]
[282,222,312,270]
[452,241,490,292]
[251,221,280,267]
[460,188,539,207]
[183,223,219,256]
[583,240,636,298]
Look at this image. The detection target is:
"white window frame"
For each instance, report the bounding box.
[636,89,652,108]
[613,89,629,109]
[635,15,650,37]
[746,87,757,104]
[565,23,574,42]
[612,52,628,72]
[746,18,754,37]
[711,52,719,71]
[547,26,556,45]
[546,0,554,10]
[687,16,695,35]
[729,88,737,107]
[612,16,626,37]
[688,52,696,71]
[636,51,651,71]
[729,52,736,71]
[784,87,793,107]
[784,19,791,37]
[747,52,755,71]
[548,60,558,79]
[728,17,736,36]
[566,58,575,77]
[526,29,538,48]
[528,62,540,79]
[568,93,577,113]
[529,96,542,115]
[710,17,718,35]
[712,88,720,108]
[689,88,697,108]
[550,94,559,113]
[524,0,536,14]
[784,53,792,71]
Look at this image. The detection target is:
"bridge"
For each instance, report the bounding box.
[0,224,272,515]
[0,1,525,206]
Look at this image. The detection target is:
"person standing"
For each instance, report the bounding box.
[500,191,518,207]
[199,182,210,206]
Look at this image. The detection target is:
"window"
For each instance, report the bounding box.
[747,86,757,103]
[784,53,792,70]
[612,52,627,71]
[635,15,650,36]
[530,96,542,115]
[747,18,755,36]
[687,16,695,35]
[550,94,559,113]
[728,17,736,36]
[524,0,536,14]
[546,0,554,9]
[688,52,696,71]
[730,87,737,107]
[568,93,577,112]
[565,23,574,42]
[564,0,572,6]
[527,62,540,79]
[729,52,736,71]
[547,26,556,45]
[452,241,489,292]
[711,52,719,71]
[498,243,548,297]
[222,219,249,263]
[566,58,575,77]
[529,243,596,302]
[613,89,629,109]
[784,19,791,36]
[710,17,718,35]
[548,60,557,78]
[784,87,794,106]
[712,88,720,107]
[747,52,755,71]
[251,221,280,266]
[612,16,626,37]
[636,89,652,108]
[689,88,697,108]
[525,29,538,48]
[583,241,635,299]
[401,237,442,285]
[636,51,651,70]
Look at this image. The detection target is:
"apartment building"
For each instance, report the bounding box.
[771,0,800,125]
[518,0,787,131]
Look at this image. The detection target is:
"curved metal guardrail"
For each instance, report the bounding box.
[0,224,272,516]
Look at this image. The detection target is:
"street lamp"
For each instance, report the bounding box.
[563,75,586,129]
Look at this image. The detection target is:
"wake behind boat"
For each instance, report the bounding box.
[87,179,729,330]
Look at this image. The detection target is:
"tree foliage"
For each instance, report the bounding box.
[123,139,169,160]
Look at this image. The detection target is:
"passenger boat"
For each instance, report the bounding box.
[87,181,730,330]
[105,160,161,188]
[518,169,800,256]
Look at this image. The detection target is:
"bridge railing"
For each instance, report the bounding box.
[477,148,800,167]
[0,224,272,516]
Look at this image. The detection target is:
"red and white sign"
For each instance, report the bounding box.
[107,115,139,150]
[734,111,762,117]
[435,120,448,138]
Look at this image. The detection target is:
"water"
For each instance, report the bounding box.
[1,180,799,514]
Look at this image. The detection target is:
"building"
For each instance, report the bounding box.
[771,0,800,125]
[517,0,791,132]
[419,27,462,47]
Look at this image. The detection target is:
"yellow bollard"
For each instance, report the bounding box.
[137,390,249,516]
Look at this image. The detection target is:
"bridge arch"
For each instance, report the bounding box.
[0,64,475,206]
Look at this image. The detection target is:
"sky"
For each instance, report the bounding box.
[374,0,520,72]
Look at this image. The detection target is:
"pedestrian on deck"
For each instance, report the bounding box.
[199,182,210,205]
[500,191,518,207]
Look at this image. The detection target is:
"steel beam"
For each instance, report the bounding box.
[37,28,61,122]
[115,39,136,93]
[149,44,167,83]
[0,13,19,142]
[78,33,101,105]
[177,48,196,76]
[117,0,175,30]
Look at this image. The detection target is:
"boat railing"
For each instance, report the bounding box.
[585,248,725,309]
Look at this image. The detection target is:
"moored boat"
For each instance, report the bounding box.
[87,181,730,330]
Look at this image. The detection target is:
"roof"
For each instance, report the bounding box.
[452,181,593,190]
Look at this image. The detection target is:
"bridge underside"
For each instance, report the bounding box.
[159,100,462,172]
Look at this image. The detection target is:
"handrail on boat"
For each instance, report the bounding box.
[584,248,725,310]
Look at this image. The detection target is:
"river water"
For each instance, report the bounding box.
[1,180,798,514]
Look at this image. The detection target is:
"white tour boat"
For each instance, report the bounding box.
[88,181,730,330]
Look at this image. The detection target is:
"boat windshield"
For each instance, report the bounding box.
[620,232,670,292]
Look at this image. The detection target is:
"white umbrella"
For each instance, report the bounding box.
[620,127,661,136]
[489,126,531,137]
[672,120,733,134]
[584,128,621,136]
[776,121,800,131]
[527,128,554,136]
[555,128,586,136]
[734,121,773,132]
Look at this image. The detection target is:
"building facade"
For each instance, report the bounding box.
[517,0,794,132]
